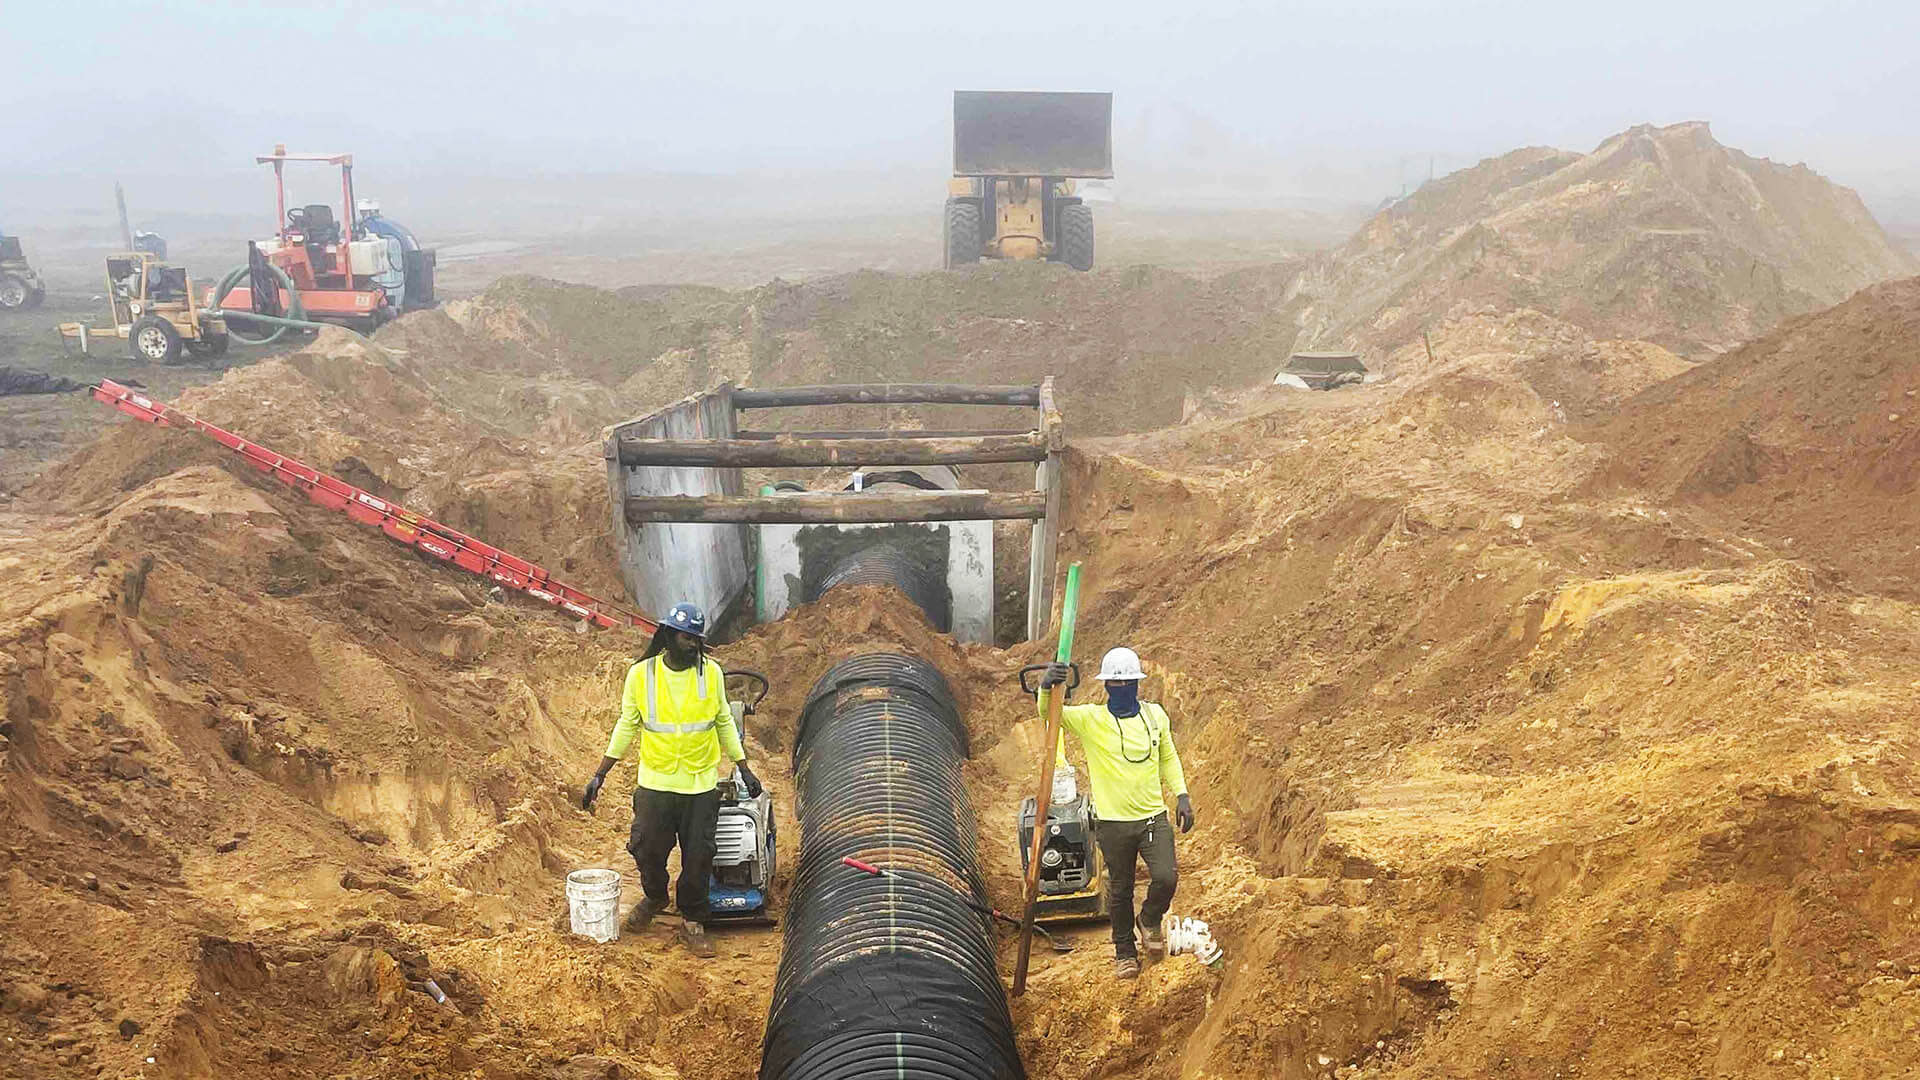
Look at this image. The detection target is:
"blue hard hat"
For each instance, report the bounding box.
[663,602,708,639]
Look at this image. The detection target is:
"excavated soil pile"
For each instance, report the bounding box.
[1585,274,1920,599]
[442,124,1915,449]
[0,445,791,1079]
[1004,284,1920,1077]
[6,158,1920,1076]
[1290,122,1918,359]
[10,273,1920,1079]
[457,263,1307,438]
[32,317,701,606]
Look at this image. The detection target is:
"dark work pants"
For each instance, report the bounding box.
[1095,811,1178,959]
[627,786,722,927]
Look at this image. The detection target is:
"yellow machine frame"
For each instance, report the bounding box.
[59,253,228,363]
[949,177,1077,261]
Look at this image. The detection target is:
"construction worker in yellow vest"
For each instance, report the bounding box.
[1041,646,1194,980]
[582,601,760,958]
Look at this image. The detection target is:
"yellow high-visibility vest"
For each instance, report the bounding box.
[1045,696,1188,823]
[604,656,744,794]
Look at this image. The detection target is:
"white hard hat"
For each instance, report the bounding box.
[356,197,380,214]
[1097,647,1144,682]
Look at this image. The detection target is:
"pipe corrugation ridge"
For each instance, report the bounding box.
[812,542,952,631]
[759,653,1022,1080]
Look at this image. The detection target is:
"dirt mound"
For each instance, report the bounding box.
[0,416,842,1076]
[8,172,1920,1080]
[32,321,651,603]
[435,127,1913,448]
[453,264,1307,437]
[1292,122,1917,358]
[1025,326,1920,1075]
[1584,274,1920,598]
[0,423,1069,1079]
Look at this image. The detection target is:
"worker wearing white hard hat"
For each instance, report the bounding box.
[1040,646,1193,980]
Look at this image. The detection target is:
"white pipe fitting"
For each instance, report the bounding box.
[1161,914,1224,968]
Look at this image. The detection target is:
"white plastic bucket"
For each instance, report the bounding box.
[566,868,622,943]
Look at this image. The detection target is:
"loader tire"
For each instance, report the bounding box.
[1057,203,1094,272]
[0,275,28,311]
[943,201,982,270]
[129,316,184,364]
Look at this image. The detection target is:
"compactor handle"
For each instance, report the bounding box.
[1018,663,1080,698]
[728,669,771,715]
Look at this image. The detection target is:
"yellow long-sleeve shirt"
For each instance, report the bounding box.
[1044,692,1188,822]
[604,655,745,794]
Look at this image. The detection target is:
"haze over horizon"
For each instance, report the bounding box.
[7,0,1917,235]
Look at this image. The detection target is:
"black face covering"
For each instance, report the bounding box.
[1105,680,1140,718]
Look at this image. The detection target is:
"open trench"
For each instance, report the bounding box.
[12,336,1920,1079]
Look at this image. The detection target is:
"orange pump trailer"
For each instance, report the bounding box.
[90,378,657,634]
[211,147,392,327]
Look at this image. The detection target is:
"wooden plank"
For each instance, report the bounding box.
[731,383,1041,408]
[624,490,1046,525]
[615,433,1046,468]
[734,427,1036,441]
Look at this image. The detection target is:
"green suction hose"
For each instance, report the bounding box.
[209,262,314,345]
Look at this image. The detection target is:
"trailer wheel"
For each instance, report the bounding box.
[130,315,184,364]
[943,201,982,269]
[0,275,27,311]
[1057,203,1095,272]
[186,333,230,360]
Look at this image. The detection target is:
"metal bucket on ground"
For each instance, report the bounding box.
[566,868,622,943]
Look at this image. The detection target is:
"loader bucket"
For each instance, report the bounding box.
[953,91,1114,178]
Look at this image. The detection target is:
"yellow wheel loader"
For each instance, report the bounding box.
[58,253,229,364]
[944,90,1112,272]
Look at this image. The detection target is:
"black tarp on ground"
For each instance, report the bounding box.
[0,367,83,396]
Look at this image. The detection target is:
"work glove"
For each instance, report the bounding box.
[582,773,606,812]
[1040,661,1071,689]
[736,762,763,799]
[1175,794,1196,834]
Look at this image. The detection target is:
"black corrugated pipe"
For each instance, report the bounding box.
[814,542,952,631]
[760,653,1024,1080]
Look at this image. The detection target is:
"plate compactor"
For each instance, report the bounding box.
[1017,663,1109,922]
[708,669,777,926]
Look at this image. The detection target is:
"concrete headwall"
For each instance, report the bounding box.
[603,385,750,626]
[757,519,994,643]
[755,466,996,644]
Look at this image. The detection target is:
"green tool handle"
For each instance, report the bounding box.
[1053,562,1081,665]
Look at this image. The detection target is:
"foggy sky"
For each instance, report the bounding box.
[8,0,1918,228]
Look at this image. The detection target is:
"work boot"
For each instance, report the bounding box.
[678,921,717,958]
[1114,955,1140,980]
[1137,916,1165,955]
[624,897,662,933]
